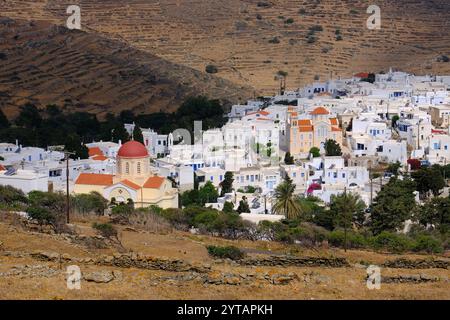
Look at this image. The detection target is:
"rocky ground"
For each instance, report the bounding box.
[0,220,449,300]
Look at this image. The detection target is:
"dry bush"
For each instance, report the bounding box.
[127,211,173,234]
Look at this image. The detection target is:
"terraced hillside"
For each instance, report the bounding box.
[0,18,254,118]
[1,0,450,113]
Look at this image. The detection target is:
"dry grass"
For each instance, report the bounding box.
[0,221,449,300]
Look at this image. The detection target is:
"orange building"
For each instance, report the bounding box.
[287,107,343,155]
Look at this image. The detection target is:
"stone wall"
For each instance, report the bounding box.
[383,258,449,269]
[238,255,350,268]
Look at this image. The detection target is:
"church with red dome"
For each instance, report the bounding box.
[74,140,178,209]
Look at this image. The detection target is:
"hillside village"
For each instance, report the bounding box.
[1,70,450,216]
[1,69,450,300]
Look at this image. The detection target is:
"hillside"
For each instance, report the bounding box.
[0,1,450,116]
[2,0,450,97]
[0,18,254,118]
[0,216,449,300]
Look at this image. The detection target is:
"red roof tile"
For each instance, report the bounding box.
[310,107,330,115]
[332,127,341,132]
[88,147,103,157]
[299,126,314,132]
[298,119,311,125]
[92,155,108,161]
[143,176,165,189]
[330,118,338,125]
[120,179,141,190]
[0,165,6,171]
[75,173,113,186]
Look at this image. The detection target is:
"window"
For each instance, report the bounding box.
[126,162,130,174]
[210,176,214,181]
[137,162,141,174]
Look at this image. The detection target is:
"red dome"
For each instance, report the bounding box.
[118,141,149,158]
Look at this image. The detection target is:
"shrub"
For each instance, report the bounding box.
[0,185,28,206]
[27,206,55,226]
[111,203,134,224]
[269,37,280,44]
[411,234,444,254]
[205,64,218,74]
[369,231,414,253]
[285,18,294,24]
[328,230,367,248]
[92,222,118,239]
[206,245,245,260]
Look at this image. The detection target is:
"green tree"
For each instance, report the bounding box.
[387,161,402,176]
[0,107,10,129]
[220,172,234,196]
[223,201,235,213]
[391,114,400,128]
[237,196,251,214]
[330,192,366,251]
[419,197,450,234]
[370,177,416,235]
[15,103,42,129]
[273,178,302,219]
[284,152,294,164]
[199,181,219,205]
[112,122,130,143]
[411,166,445,199]
[266,141,272,157]
[324,139,342,156]
[181,189,200,207]
[309,147,320,158]
[72,191,108,215]
[65,133,89,159]
[132,125,144,144]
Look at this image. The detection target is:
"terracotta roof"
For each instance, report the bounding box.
[330,118,338,125]
[331,127,341,132]
[310,107,329,115]
[120,179,141,190]
[259,110,270,116]
[354,72,370,78]
[256,117,271,121]
[143,176,165,189]
[299,126,314,132]
[291,112,298,117]
[432,129,447,135]
[92,155,108,161]
[118,141,149,158]
[88,147,103,157]
[298,119,311,125]
[0,165,5,171]
[75,173,113,186]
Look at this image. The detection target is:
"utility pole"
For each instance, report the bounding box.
[64,151,75,224]
[343,186,348,253]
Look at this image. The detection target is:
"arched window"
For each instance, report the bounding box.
[137,162,141,174]
[126,162,130,174]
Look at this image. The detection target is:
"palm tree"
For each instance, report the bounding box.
[330,191,366,251]
[273,177,302,219]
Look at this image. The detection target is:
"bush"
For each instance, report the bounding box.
[328,230,367,248]
[0,185,28,206]
[206,245,245,260]
[369,231,414,253]
[27,206,55,226]
[111,203,134,224]
[205,64,219,74]
[92,222,118,239]
[269,37,280,44]
[411,234,444,254]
